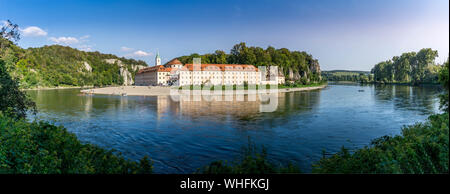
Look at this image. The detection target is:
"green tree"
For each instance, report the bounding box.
[371,49,440,84]
[0,20,20,49]
[0,59,36,119]
[439,57,449,112]
[412,48,438,84]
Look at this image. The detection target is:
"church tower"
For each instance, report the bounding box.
[155,50,161,66]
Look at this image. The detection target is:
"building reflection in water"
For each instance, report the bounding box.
[153,91,322,122]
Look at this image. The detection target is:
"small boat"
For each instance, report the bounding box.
[121,93,128,96]
[358,90,364,92]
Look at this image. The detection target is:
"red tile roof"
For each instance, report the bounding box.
[137,65,172,74]
[165,58,182,66]
[137,64,259,75]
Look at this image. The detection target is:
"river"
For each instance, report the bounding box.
[26,83,442,173]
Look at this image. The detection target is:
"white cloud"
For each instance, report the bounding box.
[21,26,48,37]
[133,50,152,57]
[49,36,79,45]
[121,46,133,52]
[130,50,152,57]
[78,44,93,52]
[80,35,90,40]
[0,20,7,27]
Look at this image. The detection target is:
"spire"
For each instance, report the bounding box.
[155,49,161,66]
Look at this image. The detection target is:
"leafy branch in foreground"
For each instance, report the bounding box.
[198,139,300,174]
[0,114,153,174]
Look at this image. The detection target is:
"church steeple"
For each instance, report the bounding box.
[155,50,161,66]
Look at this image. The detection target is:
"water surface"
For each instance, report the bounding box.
[27,83,441,173]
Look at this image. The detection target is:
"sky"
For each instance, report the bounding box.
[1,0,449,71]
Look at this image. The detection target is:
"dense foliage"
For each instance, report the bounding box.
[312,113,449,173]
[0,37,147,88]
[178,42,322,83]
[0,114,152,174]
[322,70,372,82]
[198,141,300,174]
[371,48,443,84]
[0,59,36,119]
[438,57,449,112]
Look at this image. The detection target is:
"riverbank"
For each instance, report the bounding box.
[80,84,327,96]
[360,81,441,86]
[23,86,94,91]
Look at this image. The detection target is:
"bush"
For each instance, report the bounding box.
[198,140,300,174]
[312,113,449,174]
[0,114,152,174]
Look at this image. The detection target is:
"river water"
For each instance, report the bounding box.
[26,83,442,173]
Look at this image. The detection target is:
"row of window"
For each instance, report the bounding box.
[181,71,258,75]
[180,81,257,85]
[180,76,259,79]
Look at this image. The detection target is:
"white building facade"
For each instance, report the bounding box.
[135,57,285,86]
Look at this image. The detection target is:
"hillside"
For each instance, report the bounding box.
[0,37,147,88]
[177,42,322,83]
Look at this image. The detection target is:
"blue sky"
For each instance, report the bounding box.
[1,0,448,70]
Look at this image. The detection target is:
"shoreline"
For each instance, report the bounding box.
[80,84,327,96]
[23,86,94,91]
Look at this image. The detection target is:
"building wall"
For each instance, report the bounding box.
[135,64,286,86]
[135,71,157,86]
[178,70,261,86]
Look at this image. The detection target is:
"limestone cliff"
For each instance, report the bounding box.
[104,59,145,86]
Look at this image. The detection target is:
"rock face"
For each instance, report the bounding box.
[288,68,301,81]
[83,62,92,72]
[104,59,145,86]
[309,60,321,74]
[286,61,321,82]
[119,67,133,86]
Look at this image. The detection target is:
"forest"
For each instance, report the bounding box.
[0,36,147,89]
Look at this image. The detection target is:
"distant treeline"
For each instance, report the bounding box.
[371,48,444,85]
[177,42,322,83]
[322,70,372,82]
[323,49,446,85]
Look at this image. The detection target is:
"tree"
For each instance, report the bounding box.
[412,48,438,84]
[439,56,449,112]
[0,20,20,49]
[0,59,36,119]
[371,49,440,84]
